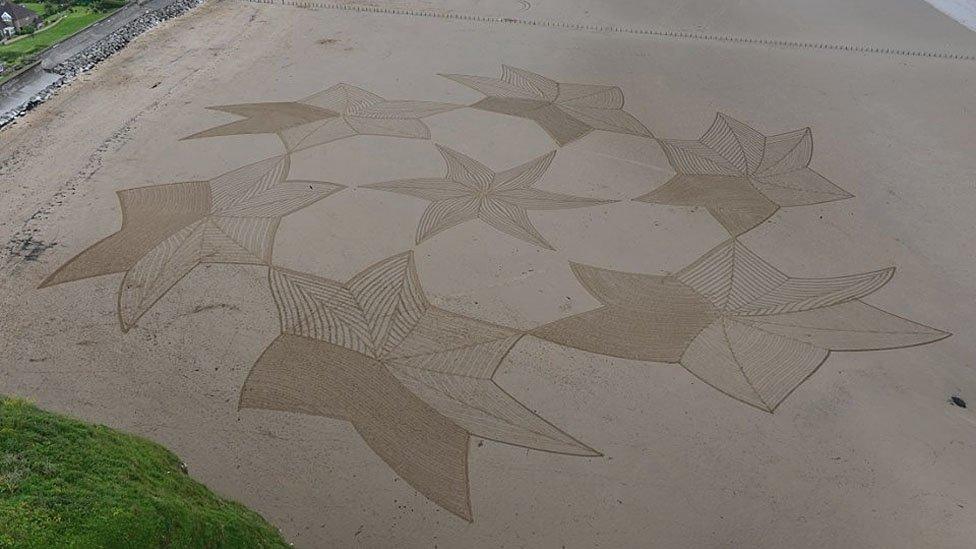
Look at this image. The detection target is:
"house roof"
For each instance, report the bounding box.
[0,0,39,21]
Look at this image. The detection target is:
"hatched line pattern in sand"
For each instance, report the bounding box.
[533,239,949,413]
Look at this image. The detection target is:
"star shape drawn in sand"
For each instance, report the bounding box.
[533,239,949,412]
[183,83,459,153]
[441,65,651,146]
[636,113,853,236]
[39,156,343,331]
[240,252,598,521]
[363,144,615,250]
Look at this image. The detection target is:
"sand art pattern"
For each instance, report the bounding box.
[636,112,853,236]
[39,155,344,331]
[183,83,460,153]
[362,144,614,249]
[533,240,949,412]
[441,65,652,146]
[241,252,598,520]
[39,65,950,520]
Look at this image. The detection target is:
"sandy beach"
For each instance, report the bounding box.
[2,1,975,546]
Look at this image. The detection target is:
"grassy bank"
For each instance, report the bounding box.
[0,6,114,78]
[0,398,289,548]
[21,3,62,23]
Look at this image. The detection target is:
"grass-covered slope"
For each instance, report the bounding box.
[0,397,289,548]
[0,7,112,65]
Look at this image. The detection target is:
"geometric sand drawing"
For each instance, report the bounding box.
[533,239,950,412]
[362,144,615,250]
[183,83,459,153]
[440,65,651,146]
[38,155,344,331]
[636,113,853,236]
[240,252,598,521]
[37,63,955,524]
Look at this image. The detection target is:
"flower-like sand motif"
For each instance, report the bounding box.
[241,252,598,520]
[39,156,343,331]
[184,83,459,153]
[534,239,949,412]
[363,144,614,250]
[636,113,852,236]
[441,65,651,146]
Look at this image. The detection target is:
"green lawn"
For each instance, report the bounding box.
[21,3,47,16]
[0,7,112,67]
[21,2,81,23]
[0,397,290,548]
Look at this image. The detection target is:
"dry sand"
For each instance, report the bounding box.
[2,1,976,547]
